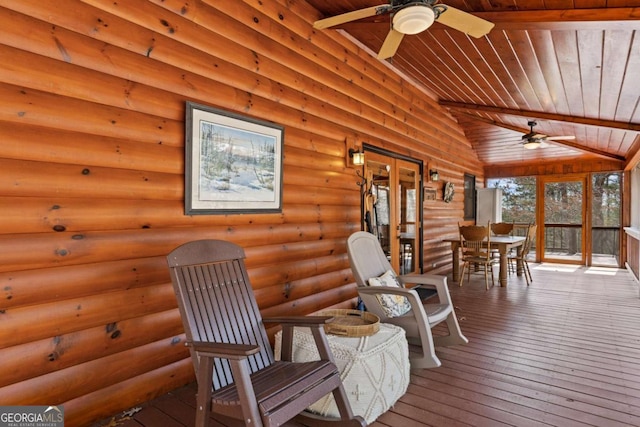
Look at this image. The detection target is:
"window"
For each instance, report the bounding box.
[463,174,476,220]
[488,176,536,224]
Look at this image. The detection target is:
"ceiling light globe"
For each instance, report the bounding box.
[523,141,541,149]
[393,6,435,35]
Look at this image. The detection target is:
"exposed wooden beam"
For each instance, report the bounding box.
[624,135,640,170]
[454,111,626,161]
[439,101,640,133]
[456,113,526,134]
[474,8,640,30]
[341,8,640,31]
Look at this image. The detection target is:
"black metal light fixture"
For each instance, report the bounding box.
[349,147,365,166]
[429,169,439,182]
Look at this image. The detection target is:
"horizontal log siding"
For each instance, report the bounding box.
[0,1,482,425]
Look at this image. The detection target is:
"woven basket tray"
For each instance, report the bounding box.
[317,309,380,337]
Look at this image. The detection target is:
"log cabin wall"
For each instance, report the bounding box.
[0,1,482,425]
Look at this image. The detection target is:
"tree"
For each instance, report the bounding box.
[488,177,536,224]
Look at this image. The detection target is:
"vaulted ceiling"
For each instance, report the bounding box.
[306,0,640,169]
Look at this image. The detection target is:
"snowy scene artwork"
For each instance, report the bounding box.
[185,102,283,214]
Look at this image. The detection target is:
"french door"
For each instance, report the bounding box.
[539,175,587,264]
[363,151,421,274]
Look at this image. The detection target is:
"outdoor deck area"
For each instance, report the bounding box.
[96,264,640,427]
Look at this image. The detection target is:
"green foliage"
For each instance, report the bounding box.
[592,173,621,227]
[488,177,536,224]
[488,174,621,227]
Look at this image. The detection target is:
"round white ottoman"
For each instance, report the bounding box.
[275,323,410,424]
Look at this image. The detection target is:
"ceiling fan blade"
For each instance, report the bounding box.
[378,29,405,59]
[313,5,389,30]
[436,6,495,38]
[546,135,576,141]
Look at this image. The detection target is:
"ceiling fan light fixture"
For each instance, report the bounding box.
[393,5,435,35]
[523,140,541,149]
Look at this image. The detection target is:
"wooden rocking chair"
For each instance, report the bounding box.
[167,240,366,427]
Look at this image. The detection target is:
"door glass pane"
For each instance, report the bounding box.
[544,180,583,262]
[488,177,537,259]
[591,172,621,267]
[399,165,417,274]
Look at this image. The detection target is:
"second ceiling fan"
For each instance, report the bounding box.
[520,120,576,150]
[314,0,495,59]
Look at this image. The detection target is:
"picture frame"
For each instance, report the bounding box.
[184,102,284,215]
[424,187,437,201]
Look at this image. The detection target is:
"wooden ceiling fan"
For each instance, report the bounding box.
[313,0,495,59]
[521,120,576,150]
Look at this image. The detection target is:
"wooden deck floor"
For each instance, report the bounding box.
[96,264,640,427]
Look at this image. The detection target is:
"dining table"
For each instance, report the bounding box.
[443,235,526,287]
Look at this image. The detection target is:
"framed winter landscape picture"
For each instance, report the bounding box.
[185,102,284,215]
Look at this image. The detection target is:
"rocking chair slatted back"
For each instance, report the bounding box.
[169,240,273,390]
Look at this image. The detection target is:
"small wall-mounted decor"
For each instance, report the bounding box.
[185,102,284,214]
[444,182,455,203]
[424,187,437,201]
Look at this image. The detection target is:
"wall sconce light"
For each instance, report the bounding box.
[429,169,439,182]
[348,147,365,166]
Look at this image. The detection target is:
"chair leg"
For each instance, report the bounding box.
[409,324,442,370]
[524,260,532,285]
[490,264,495,288]
[434,311,469,347]
[484,265,489,290]
[195,357,215,427]
[297,405,366,427]
[459,262,467,287]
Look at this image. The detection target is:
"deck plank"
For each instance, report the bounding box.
[94,263,640,427]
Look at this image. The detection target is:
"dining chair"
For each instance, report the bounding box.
[489,222,514,259]
[508,224,537,285]
[490,222,514,236]
[459,222,498,290]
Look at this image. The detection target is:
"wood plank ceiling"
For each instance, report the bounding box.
[306,0,640,168]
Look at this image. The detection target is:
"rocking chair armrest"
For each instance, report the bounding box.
[264,316,333,326]
[187,341,261,359]
[357,286,418,300]
[398,273,453,306]
[398,273,445,288]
